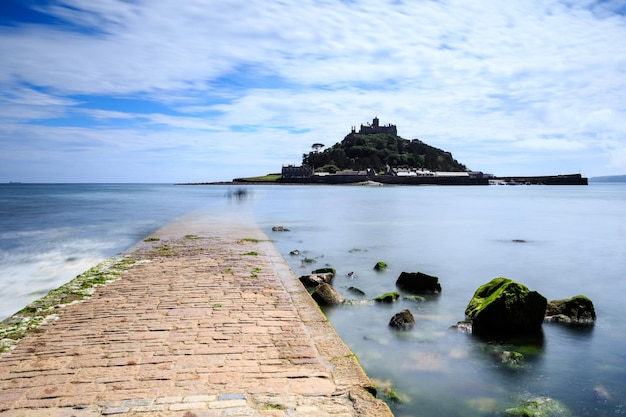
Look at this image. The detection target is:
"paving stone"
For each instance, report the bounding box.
[102,406,130,414]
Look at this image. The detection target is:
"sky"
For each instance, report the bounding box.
[1,0,626,183]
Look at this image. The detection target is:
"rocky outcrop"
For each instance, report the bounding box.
[545,295,596,324]
[389,309,415,330]
[465,277,547,336]
[395,272,441,294]
[299,272,334,288]
[311,283,345,305]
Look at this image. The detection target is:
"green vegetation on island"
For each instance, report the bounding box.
[303,132,468,174]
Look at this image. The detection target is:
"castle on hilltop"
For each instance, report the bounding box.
[351,117,398,136]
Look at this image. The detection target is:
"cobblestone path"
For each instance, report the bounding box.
[0,210,392,416]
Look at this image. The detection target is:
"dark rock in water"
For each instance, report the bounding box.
[545,295,596,324]
[465,277,547,337]
[347,286,366,296]
[311,283,345,305]
[373,292,400,303]
[299,273,333,288]
[374,261,388,271]
[396,272,441,294]
[312,267,336,277]
[389,309,415,330]
[501,396,572,417]
[271,226,290,232]
[289,249,300,256]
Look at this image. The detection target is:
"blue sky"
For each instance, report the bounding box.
[1,0,626,182]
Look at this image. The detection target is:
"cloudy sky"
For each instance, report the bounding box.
[1,0,625,182]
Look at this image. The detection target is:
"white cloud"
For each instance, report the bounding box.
[1,0,626,181]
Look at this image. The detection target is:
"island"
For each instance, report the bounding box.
[194,117,588,186]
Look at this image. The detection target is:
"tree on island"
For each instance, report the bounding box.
[311,143,325,153]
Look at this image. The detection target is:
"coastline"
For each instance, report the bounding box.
[0,208,392,416]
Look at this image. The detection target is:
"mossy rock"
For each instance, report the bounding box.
[546,295,596,324]
[502,396,572,417]
[465,277,547,337]
[374,261,388,271]
[313,267,336,276]
[373,292,400,303]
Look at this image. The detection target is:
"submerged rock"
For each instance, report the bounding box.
[389,309,415,330]
[347,286,366,296]
[501,396,572,417]
[404,295,426,303]
[593,385,611,403]
[373,292,400,303]
[450,320,473,334]
[271,226,290,232]
[465,277,547,337]
[311,283,345,306]
[396,272,441,294]
[545,295,596,324]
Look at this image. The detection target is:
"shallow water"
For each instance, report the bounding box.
[1,183,625,416]
[251,184,626,417]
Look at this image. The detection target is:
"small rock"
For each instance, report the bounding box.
[545,295,596,324]
[289,249,300,256]
[348,287,366,296]
[272,226,290,232]
[373,292,400,303]
[396,271,442,294]
[450,321,473,334]
[299,273,333,287]
[312,267,336,276]
[311,283,345,305]
[374,261,388,271]
[389,309,415,330]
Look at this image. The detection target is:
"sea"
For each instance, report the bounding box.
[1,182,625,417]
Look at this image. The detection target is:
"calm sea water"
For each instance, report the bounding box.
[1,183,625,416]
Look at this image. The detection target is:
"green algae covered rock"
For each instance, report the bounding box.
[374,261,388,271]
[312,267,336,277]
[465,278,547,337]
[502,396,573,417]
[373,292,400,303]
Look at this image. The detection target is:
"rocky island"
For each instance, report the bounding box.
[230,117,588,186]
